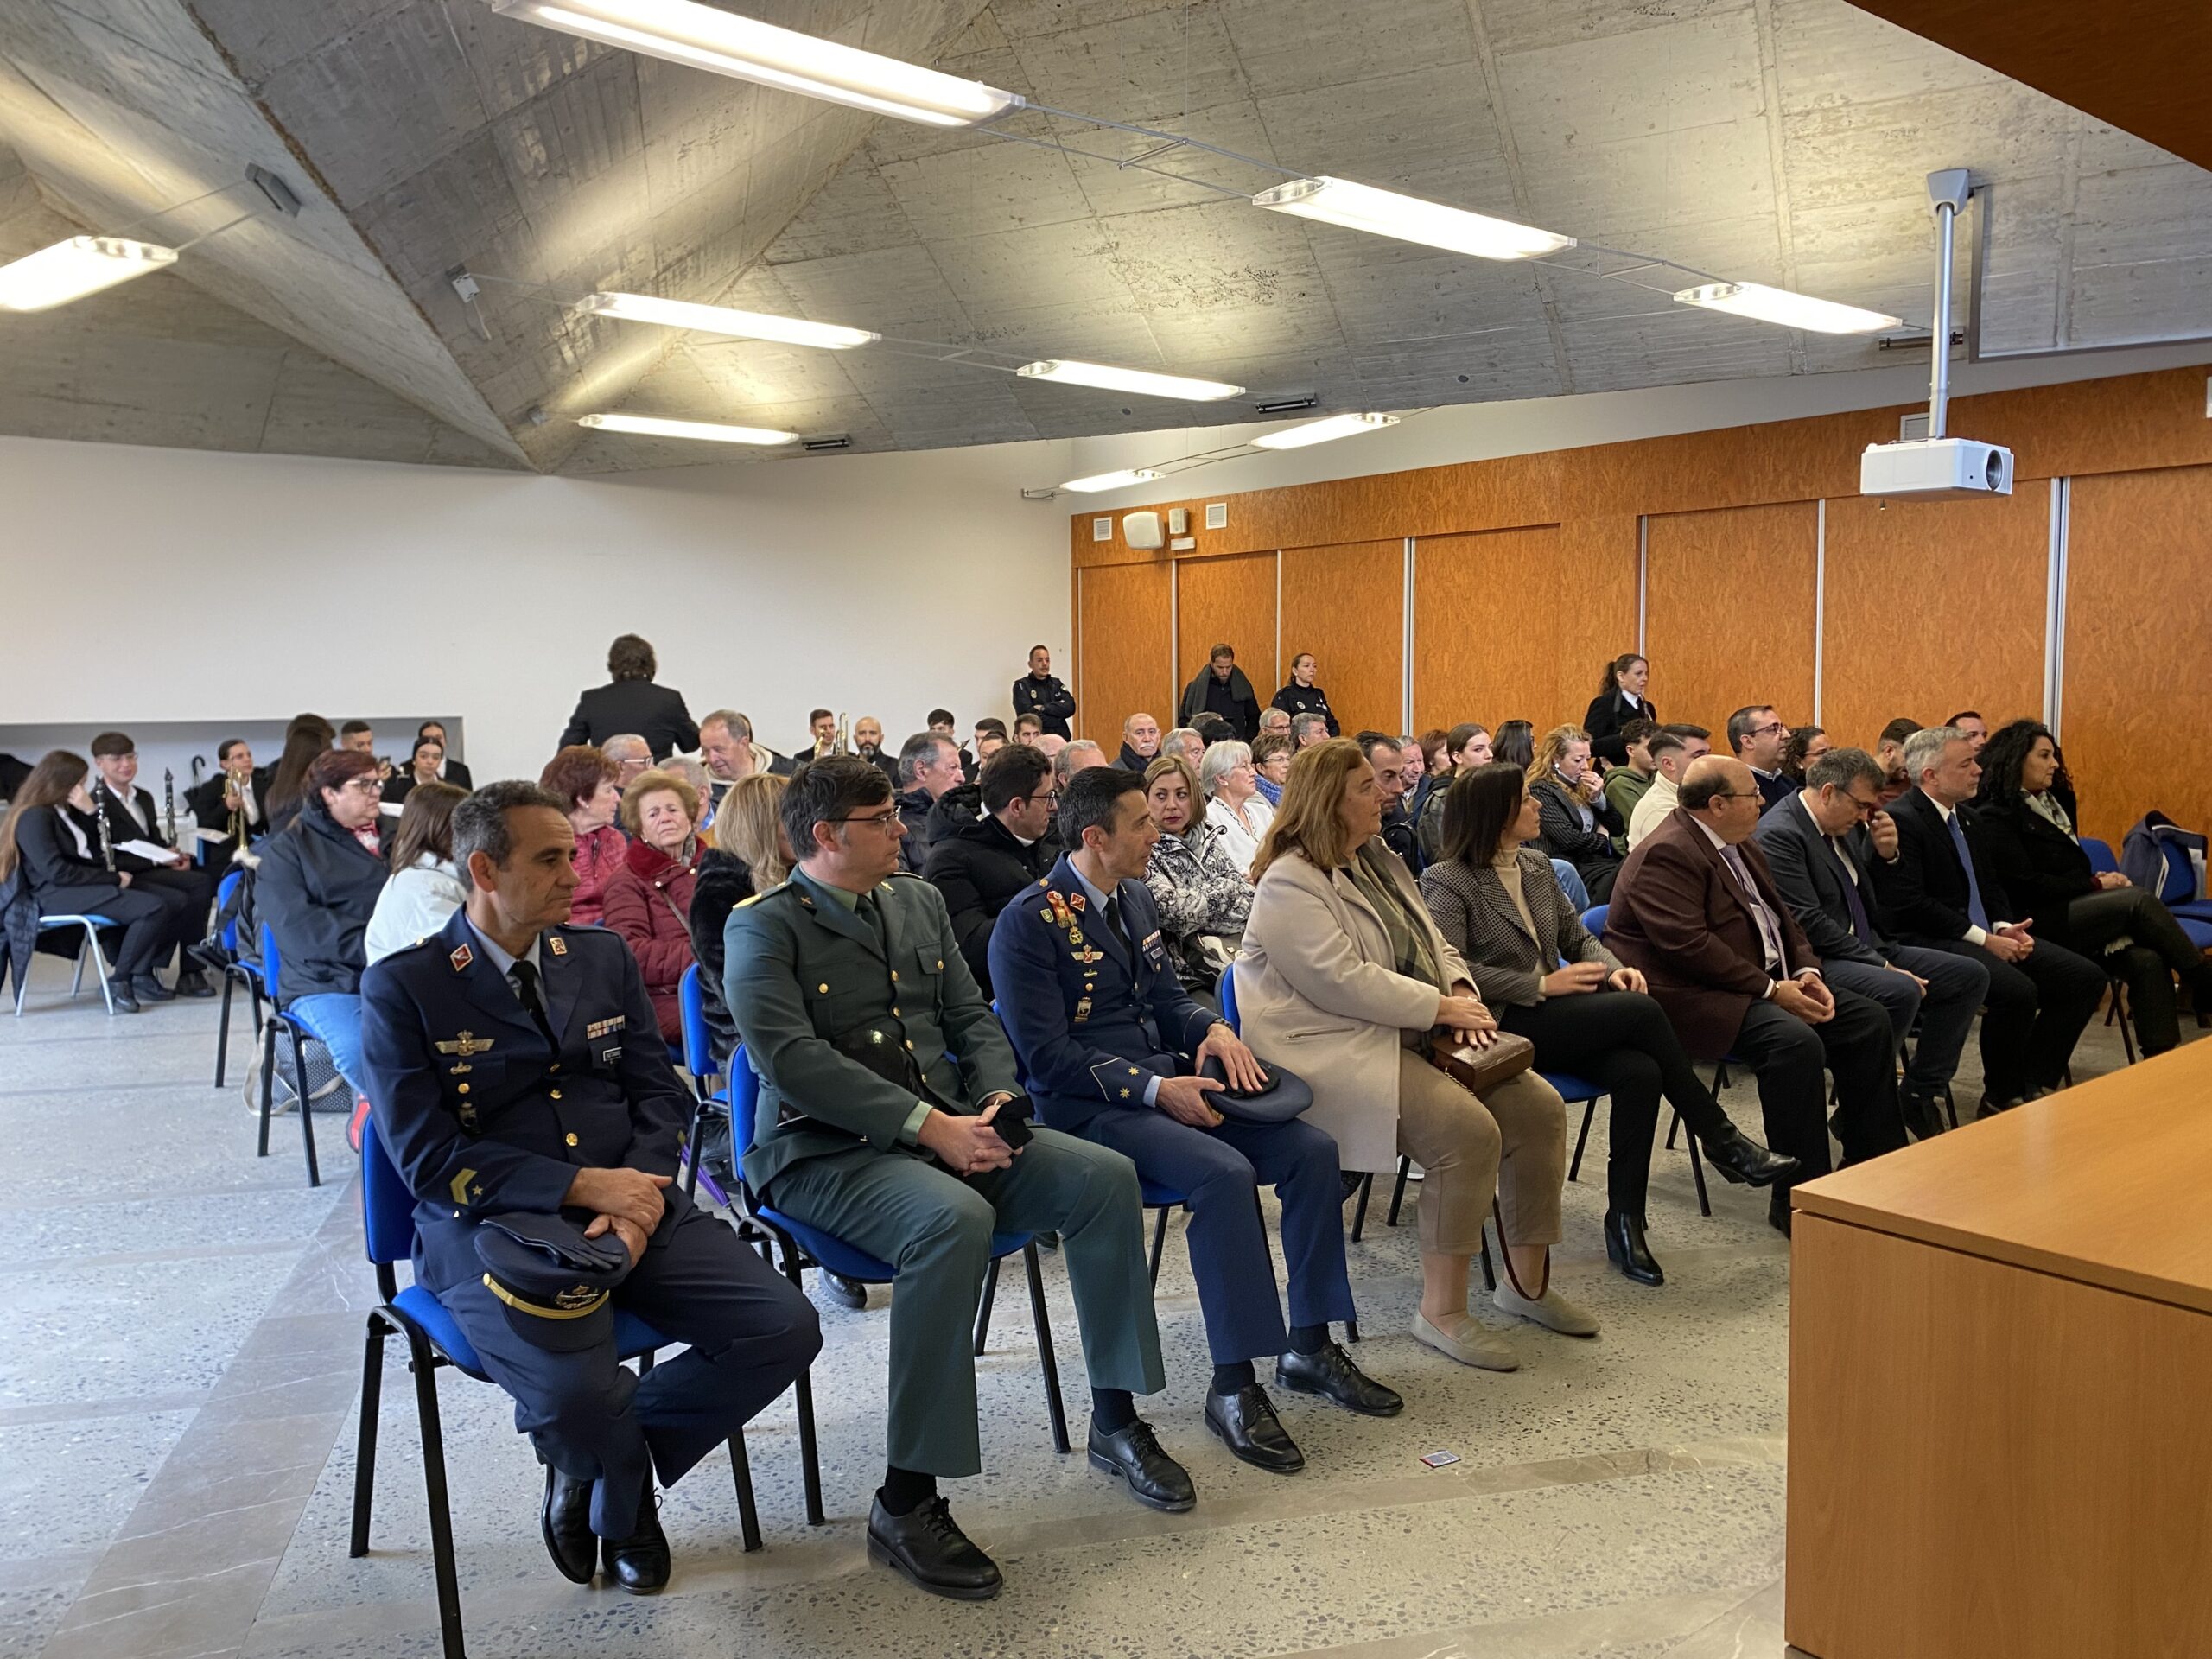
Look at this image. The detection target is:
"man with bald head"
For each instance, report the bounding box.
[1608,757,1904,1235]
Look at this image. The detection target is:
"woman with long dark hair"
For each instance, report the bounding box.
[1491,719,1535,772]
[364,781,467,965]
[1582,653,1656,766]
[264,714,336,836]
[1974,719,2212,1056]
[1418,763,1794,1284]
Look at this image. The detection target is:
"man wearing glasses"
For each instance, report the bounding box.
[1752,747,1990,1141]
[1607,757,1905,1236]
[1728,705,1796,810]
[727,756,1177,1602]
[921,743,1060,998]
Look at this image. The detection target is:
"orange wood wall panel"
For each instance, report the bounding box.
[2061,466,2212,846]
[1820,490,2050,752]
[1643,501,1820,736]
[1409,518,1638,734]
[1279,540,1404,738]
[1174,552,1278,698]
[1076,560,1172,751]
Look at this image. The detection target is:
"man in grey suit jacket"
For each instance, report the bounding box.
[1751,747,1987,1140]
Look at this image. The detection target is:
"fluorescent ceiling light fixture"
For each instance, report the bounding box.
[1060,468,1162,493]
[1249,410,1401,450]
[0,236,178,311]
[578,413,798,444]
[1253,176,1573,262]
[1018,359,1245,402]
[575,291,878,349]
[488,0,1021,127]
[1673,282,1900,335]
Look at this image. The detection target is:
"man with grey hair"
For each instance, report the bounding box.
[1055,739,1108,785]
[1290,713,1330,750]
[1163,727,1205,767]
[697,709,791,808]
[1877,725,2104,1114]
[1753,746,1989,1136]
[601,734,652,790]
[1257,708,1292,741]
[895,731,964,872]
[1117,713,1161,772]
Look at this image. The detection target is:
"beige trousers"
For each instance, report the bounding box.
[1393,1052,1566,1256]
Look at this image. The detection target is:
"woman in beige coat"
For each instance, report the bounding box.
[1236,740,1592,1370]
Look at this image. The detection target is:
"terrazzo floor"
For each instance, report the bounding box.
[0,947,2165,1658]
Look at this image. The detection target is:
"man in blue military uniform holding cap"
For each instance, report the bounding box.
[360,781,819,1596]
[993,766,1402,1478]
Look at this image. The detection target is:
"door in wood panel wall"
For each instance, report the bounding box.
[1821,491,2049,753]
[1077,561,1173,751]
[1411,519,1637,734]
[1279,540,1404,738]
[1643,502,1819,739]
[2063,465,2212,845]
[1175,552,1278,715]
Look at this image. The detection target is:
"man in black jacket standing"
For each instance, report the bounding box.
[559,634,698,760]
[923,744,1058,995]
[1176,645,1261,741]
[1012,645,1077,740]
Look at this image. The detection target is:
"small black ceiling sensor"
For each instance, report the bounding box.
[801,434,852,451]
[1254,394,1317,415]
[247,164,302,217]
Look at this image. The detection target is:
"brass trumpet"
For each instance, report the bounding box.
[834,713,850,756]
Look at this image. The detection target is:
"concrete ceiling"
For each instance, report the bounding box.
[0,0,2205,475]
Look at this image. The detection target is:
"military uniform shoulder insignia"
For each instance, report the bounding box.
[547,935,568,957]
[449,942,474,971]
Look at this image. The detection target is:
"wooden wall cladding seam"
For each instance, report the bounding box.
[2060,465,2212,847]
[1174,551,1280,700]
[1819,490,2050,754]
[1279,539,1406,740]
[1076,560,1173,752]
[1643,500,1821,737]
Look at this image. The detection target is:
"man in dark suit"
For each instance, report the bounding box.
[558,633,699,760]
[922,744,1058,995]
[1753,747,1988,1139]
[893,731,963,874]
[993,766,1400,1475]
[1011,645,1077,740]
[360,781,818,1594]
[187,737,274,866]
[1875,726,2105,1113]
[1608,758,1904,1234]
[86,730,214,997]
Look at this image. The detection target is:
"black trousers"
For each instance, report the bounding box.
[1918,935,2105,1100]
[128,865,217,969]
[1498,989,1732,1217]
[2064,887,2212,1056]
[1577,857,1621,903]
[39,887,175,982]
[1729,987,1905,1187]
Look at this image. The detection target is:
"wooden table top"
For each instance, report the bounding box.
[1792,1039,2212,1312]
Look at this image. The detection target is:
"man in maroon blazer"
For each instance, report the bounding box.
[1606,758,1904,1235]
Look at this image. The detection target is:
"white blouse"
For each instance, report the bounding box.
[364,855,467,966]
[1206,792,1274,876]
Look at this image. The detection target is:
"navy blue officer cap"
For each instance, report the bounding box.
[474,1212,634,1352]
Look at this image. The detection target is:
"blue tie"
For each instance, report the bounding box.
[1833,839,1876,946]
[1946,812,1991,931]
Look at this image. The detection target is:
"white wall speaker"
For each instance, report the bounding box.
[1124,509,1165,550]
[1167,506,1189,535]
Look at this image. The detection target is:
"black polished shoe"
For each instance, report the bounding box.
[130,973,176,1003]
[867,1495,1002,1600]
[1899,1090,1947,1141]
[1204,1383,1304,1475]
[1768,1192,1793,1238]
[173,967,217,999]
[1086,1417,1196,1511]
[1604,1209,1665,1286]
[107,979,141,1014]
[1976,1091,2024,1121]
[1701,1128,1798,1188]
[601,1486,670,1594]
[822,1274,867,1310]
[1275,1342,1402,1416]
[539,1464,596,1585]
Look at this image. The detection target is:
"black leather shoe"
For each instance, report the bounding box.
[1087,1417,1196,1510]
[866,1495,1002,1599]
[106,979,141,1013]
[173,968,217,999]
[538,1464,596,1585]
[130,974,176,1003]
[1604,1209,1664,1286]
[1275,1342,1403,1416]
[1976,1091,2023,1120]
[1204,1383,1304,1475]
[1768,1193,1793,1238]
[1899,1090,1946,1141]
[601,1486,670,1593]
[1701,1128,1797,1188]
[822,1274,867,1310]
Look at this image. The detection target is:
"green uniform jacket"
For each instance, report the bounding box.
[725,868,1021,1197]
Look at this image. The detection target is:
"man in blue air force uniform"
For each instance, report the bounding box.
[992,766,1402,1477]
[359,781,819,1596]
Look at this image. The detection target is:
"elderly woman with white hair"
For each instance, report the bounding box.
[1201,740,1274,873]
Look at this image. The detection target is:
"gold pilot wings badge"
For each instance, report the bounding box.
[435,1031,496,1058]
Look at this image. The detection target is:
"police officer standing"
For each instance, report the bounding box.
[359,781,819,1595]
[1011,645,1077,740]
[727,756,1179,1602]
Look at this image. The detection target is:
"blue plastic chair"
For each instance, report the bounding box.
[255,921,327,1187]
[208,870,267,1086]
[348,1115,761,1659]
[2136,832,2212,936]
[673,964,735,1206]
[1217,959,1241,1032]
[729,1043,1068,1525]
[12,912,119,1015]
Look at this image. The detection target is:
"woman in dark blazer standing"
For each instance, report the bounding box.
[1417,763,1794,1285]
[1582,653,1655,767]
[1973,720,2212,1057]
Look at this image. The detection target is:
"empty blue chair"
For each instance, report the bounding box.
[673,964,734,1207]
[12,912,120,1016]
[1581,903,1610,938]
[208,869,266,1086]
[255,921,327,1187]
[349,1114,761,1659]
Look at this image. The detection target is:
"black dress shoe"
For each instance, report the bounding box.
[866,1495,1002,1600]
[1204,1383,1304,1475]
[1899,1091,1946,1141]
[1275,1342,1403,1416]
[1976,1091,2023,1120]
[1768,1193,1793,1238]
[107,979,140,1014]
[130,974,176,1003]
[1086,1417,1196,1510]
[822,1274,868,1310]
[173,968,217,999]
[602,1487,670,1594]
[1604,1209,1664,1286]
[539,1464,596,1585]
[1700,1128,1798,1188]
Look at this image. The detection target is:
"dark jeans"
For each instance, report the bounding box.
[1917,935,2105,1101]
[1498,988,1732,1217]
[1729,987,1905,1186]
[2065,887,2212,1055]
[39,887,175,982]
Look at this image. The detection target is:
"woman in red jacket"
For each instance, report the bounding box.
[541,746,626,926]
[601,767,703,1043]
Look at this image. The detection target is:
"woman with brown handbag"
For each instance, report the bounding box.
[1235,740,1588,1373]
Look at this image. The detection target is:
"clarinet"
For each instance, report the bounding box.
[163,768,179,851]
[97,787,116,874]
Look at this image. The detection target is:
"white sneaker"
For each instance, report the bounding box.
[1493,1282,1600,1338]
[1410,1309,1518,1371]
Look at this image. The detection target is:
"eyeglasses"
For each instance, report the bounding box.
[340,779,384,796]
[1748,721,1788,739]
[1715,791,1764,802]
[834,810,903,830]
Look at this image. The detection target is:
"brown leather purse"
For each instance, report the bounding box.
[1427,1029,1535,1097]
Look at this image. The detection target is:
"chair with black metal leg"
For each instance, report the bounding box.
[254,921,327,1187]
